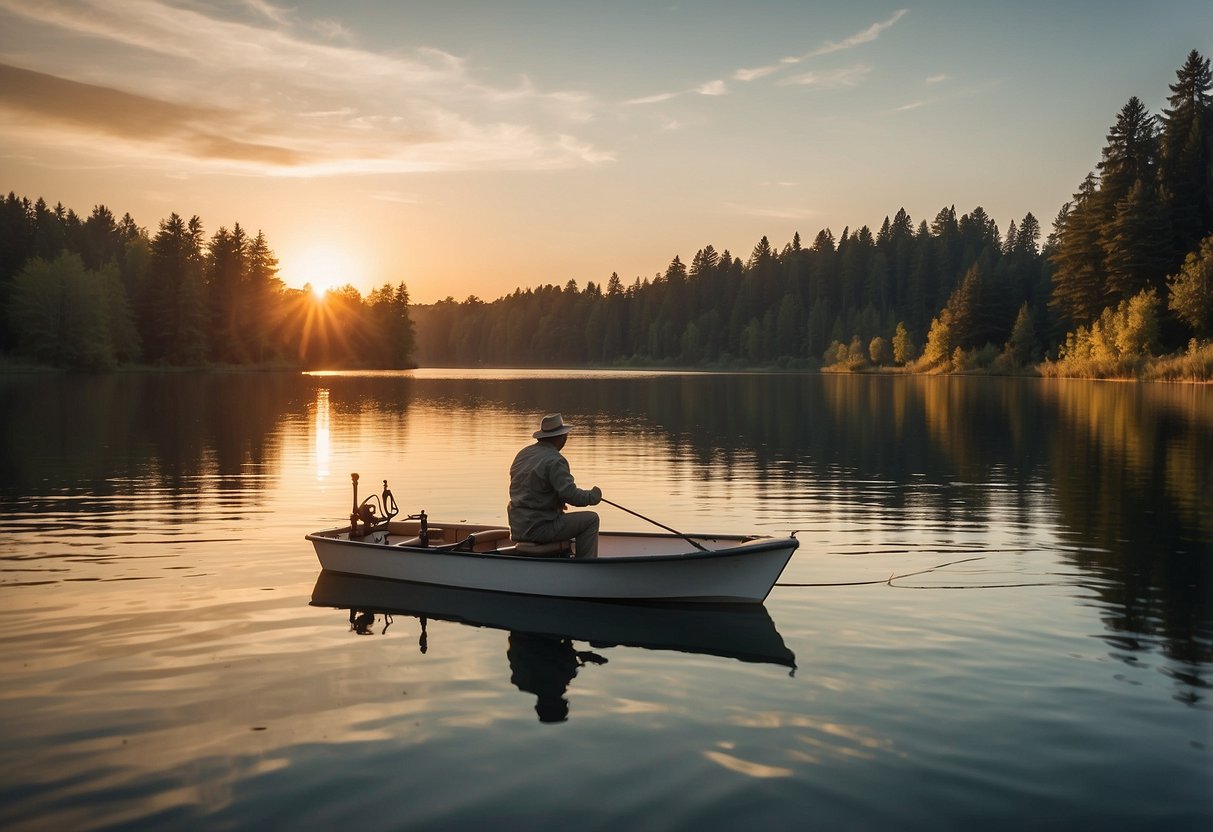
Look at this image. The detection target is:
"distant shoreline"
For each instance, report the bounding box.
[3,354,1208,382]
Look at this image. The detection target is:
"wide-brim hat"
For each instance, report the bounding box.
[533,413,573,439]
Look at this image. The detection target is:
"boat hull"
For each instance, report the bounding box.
[306,528,798,604]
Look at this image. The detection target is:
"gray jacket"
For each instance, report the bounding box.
[507,442,599,540]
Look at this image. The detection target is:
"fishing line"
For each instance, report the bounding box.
[777,555,1076,589]
[776,555,985,587]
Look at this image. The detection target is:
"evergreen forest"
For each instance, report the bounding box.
[2,51,1210,379]
[0,208,416,371]
[412,50,1213,379]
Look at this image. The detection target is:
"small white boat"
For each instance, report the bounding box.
[306,475,799,604]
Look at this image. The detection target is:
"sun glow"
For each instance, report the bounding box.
[282,244,365,298]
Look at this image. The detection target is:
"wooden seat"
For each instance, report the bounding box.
[511,539,573,557]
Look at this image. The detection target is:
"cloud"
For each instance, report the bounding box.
[240,0,291,26]
[780,65,872,88]
[309,18,355,42]
[629,9,906,105]
[0,63,308,167]
[624,79,726,105]
[925,74,949,85]
[0,0,609,175]
[807,8,908,57]
[734,65,780,82]
[625,91,682,106]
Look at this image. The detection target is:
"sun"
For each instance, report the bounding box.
[281,244,364,299]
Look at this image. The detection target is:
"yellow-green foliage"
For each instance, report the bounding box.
[1142,339,1213,381]
[892,321,916,365]
[1041,289,1161,378]
[919,312,954,369]
[1168,234,1213,338]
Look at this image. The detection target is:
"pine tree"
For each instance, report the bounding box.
[942,263,982,348]
[1102,179,1172,303]
[1158,50,1213,255]
[207,224,249,362]
[1006,302,1039,366]
[959,206,1000,260]
[906,221,934,333]
[1014,213,1041,257]
[1099,98,1159,204]
[81,205,122,270]
[146,213,207,364]
[1050,174,1107,326]
[1003,220,1018,256]
[245,231,282,362]
[930,205,960,306]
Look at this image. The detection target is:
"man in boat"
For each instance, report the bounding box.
[508,413,603,558]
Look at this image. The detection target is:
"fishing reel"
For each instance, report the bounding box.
[348,473,399,538]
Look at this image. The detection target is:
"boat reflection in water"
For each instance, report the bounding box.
[311,571,796,722]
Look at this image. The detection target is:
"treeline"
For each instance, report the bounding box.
[415,204,1048,369]
[0,202,416,370]
[414,51,1213,375]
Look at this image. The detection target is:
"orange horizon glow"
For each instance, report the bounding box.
[280,244,366,298]
[3,3,1202,308]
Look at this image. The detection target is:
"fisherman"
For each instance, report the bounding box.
[507,413,602,558]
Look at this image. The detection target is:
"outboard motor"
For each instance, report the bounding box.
[348,472,399,538]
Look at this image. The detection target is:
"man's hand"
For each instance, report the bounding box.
[589,486,602,505]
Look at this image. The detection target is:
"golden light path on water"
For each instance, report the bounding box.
[314,388,330,481]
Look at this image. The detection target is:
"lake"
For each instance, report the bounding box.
[0,370,1209,831]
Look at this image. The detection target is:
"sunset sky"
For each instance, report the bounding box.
[2,1,1210,304]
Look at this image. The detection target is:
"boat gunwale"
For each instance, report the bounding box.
[305,526,799,564]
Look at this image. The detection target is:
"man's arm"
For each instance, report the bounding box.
[548,455,601,507]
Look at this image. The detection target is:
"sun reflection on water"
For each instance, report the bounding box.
[314,388,331,480]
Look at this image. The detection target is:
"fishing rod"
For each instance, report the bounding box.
[600,497,709,552]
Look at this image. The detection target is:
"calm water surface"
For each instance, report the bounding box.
[0,370,1209,830]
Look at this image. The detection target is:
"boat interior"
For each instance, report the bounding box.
[332,476,767,558]
[383,519,541,554]
[334,519,753,558]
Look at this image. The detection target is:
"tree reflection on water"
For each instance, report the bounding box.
[1,370,1208,679]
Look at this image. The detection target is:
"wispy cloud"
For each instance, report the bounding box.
[734,65,781,82]
[780,65,872,88]
[625,91,681,105]
[807,9,909,57]
[0,0,609,175]
[625,79,729,105]
[925,73,949,85]
[241,0,291,26]
[630,9,907,103]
